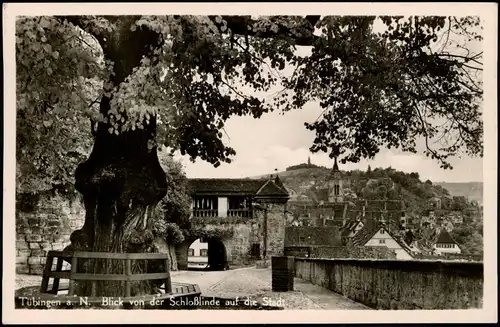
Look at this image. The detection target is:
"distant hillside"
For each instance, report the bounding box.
[250,166,483,216]
[253,165,483,255]
[252,169,483,204]
[436,182,483,204]
[250,166,330,180]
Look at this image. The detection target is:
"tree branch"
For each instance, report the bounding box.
[218,15,321,46]
[59,15,110,50]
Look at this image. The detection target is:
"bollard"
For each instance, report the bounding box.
[271,256,294,292]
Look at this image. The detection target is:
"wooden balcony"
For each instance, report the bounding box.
[192,209,218,217]
[228,208,252,218]
[191,208,252,218]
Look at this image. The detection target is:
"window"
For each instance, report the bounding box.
[379,239,385,244]
[334,184,340,196]
[380,229,385,234]
[188,248,194,256]
[299,236,306,243]
[200,249,208,257]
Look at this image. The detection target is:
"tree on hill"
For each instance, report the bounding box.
[16,15,482,296]
[450,220,483,255]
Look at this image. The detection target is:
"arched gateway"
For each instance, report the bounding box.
[176,175,290,270]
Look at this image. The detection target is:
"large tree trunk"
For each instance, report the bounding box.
[66,18,168,297]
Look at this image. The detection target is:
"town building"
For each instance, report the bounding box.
[350,222,414,260]
[340,220,364,245]
[328,157,349,203]
[433,230,462,255]
[407,241,423,255]
[177,175,289,270]
[287,158,406,233]
[187,238,209,268]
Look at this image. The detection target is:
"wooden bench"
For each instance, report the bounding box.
[41,251,176,297]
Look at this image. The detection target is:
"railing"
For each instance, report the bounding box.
[40,251,172,297]
[227,208,252,218]
[192,209,218,217]
[191,208,252,218]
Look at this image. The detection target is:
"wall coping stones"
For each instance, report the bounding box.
[294,258,483,277]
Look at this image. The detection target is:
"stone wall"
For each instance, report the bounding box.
[285,246,397,259]
[262,202,287,259]
[16,192,85,275]
[294,258,483,309]
[177,202,287,269]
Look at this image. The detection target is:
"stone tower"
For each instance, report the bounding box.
[327,157,344,203]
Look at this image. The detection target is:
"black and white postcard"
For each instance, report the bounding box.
[3,2,498,324]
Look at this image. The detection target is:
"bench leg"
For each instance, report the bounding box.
[51,257,64,294]
[40,255,54,293]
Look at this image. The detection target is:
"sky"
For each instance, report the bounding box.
[172,17,484,183]
[173,101,484,183]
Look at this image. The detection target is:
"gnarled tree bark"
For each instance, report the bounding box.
[65,18,168,297]
[61,15,320,297]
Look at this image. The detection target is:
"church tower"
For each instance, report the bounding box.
[327,157,344,203]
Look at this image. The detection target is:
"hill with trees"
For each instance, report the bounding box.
[270,164,483,255]
[436,182,483,204]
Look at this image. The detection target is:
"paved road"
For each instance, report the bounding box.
[171,267,370,310]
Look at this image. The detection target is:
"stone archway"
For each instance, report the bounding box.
[207,238,228,270]
[176,237,230,271]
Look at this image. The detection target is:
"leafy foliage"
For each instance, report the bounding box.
[152,218,185,244]
[450,220,483,255]
[184,226,235,241]
[276,16,483,168]
[152,152,191,242]
[286,162,320,171]
[16,15,483,184]
[16,16,107,193]
[279,164,478,218]
[157,150,192,228]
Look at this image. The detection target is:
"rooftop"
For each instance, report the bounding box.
[435,229,458,244]
[187,176,289,197]
[351,221,413,256]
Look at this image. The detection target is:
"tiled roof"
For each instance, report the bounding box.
[273,176,287,192]
[351,223,379,246]
[187,178,264,195]
[350,221,412,257]
[340,220,362,237]
[187,177,289,197]
[435,229,457,244]
[255,178,289,197]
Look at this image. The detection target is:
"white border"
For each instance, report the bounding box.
[3,2,498,324]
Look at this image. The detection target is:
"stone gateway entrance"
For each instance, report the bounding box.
[177,175,290,270]
[207,238,228,270]
[177,237,229,271]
